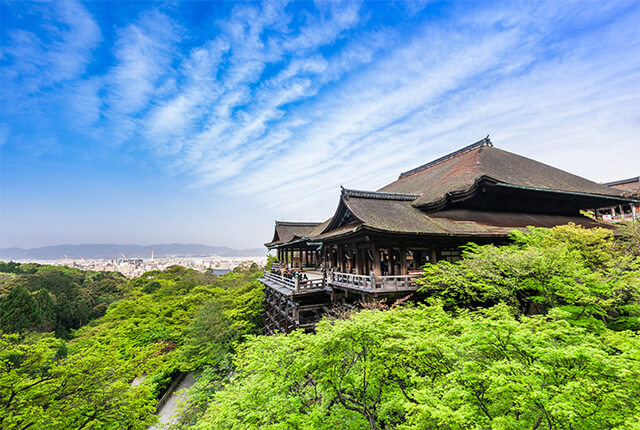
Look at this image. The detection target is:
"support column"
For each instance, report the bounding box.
[399,246,407,275]
[337,245,344,272]
[430,247,438,264]
[373,244,381,276]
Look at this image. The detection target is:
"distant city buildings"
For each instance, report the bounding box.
[9,255,266,278]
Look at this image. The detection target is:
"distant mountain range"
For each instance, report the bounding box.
[0,244,266,260]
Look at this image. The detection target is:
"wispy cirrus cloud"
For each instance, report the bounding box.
[1,0,101,148]
[204,1,640,219]
[2,0,639,247]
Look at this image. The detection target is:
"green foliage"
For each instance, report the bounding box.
[198,305,640,430]
[0,263,265,429]
[417,224,640,330]
[266,255,278,271]
[0,285,41,332]
[615,221,640,256]
[0,333,158,430]
[0,262,128,336]
[166,266,265,426]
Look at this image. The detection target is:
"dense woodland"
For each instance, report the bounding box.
[1,223,639,429]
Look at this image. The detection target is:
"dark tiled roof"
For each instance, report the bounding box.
[266,139,628,247]
[341,187,420,201]
[312,192,608,238]
[379,139,627,208]
[604,176,640,198]
[265,221,322,247]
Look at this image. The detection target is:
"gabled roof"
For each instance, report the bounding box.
[266,138,632,248]
[309,188,608,240]
[265,221,322,247]
[379,137,628,209]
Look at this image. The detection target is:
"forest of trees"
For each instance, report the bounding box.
[193,224,640,430]
[0,263,264,429]
[0,263,128,337]
[1,223,639,429]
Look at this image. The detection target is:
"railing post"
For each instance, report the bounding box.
[370,271,376,290]
[295,273,300,293]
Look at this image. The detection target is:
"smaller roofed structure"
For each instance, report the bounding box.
[595,176,640,222]
[265,221,322,247]
[604,176,640,198]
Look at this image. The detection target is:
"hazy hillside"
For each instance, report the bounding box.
[0,244,265,260]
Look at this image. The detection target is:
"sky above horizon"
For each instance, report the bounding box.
[1,0,639,249]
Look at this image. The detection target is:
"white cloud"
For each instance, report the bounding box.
[2,0,100,92]
[3,0,639,238]
[203,1,640,219]
[1,0,102,145]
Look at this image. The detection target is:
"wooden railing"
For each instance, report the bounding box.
[271,262,319,271]
[261,272,325,293]
[328,271,419,292]
[262,270,421,294]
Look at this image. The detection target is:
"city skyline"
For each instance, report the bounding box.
[1,1,639,249]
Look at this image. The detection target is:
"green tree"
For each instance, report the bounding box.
[34,289,57,332]
[417,224,640,330]
[0,285,41,332]
[0,334,158,430]
[198,305,640,430]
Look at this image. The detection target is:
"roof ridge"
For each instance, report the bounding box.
[341,187,420,201]
[398,136,492,180]
[603,176,640,187]
[275,221,322,226]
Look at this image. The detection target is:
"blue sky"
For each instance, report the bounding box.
[1,0,639,249]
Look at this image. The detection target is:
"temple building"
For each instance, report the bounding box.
[595,176,640,222]
[260,137,638,334]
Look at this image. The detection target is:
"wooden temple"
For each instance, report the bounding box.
[260,138,638,334]
[595,176,640,222]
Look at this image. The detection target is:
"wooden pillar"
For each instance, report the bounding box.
[399,246,407,275]
[430,247,438,264]
[337,245,344,272]
[373,244,381,276]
